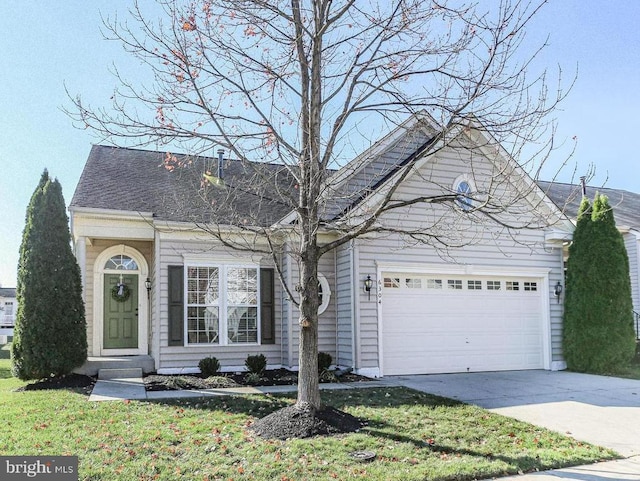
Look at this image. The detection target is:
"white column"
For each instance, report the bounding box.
[75,237,87,302]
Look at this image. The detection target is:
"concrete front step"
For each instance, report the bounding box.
[98,368,143,380]
[74,355,155,376]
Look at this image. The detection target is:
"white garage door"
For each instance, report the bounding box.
[381,273,545,375]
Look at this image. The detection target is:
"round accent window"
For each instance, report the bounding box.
[317,273,331,315]
[454,177,474,211]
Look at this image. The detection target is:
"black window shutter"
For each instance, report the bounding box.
[260,268,275,344]
[168,265,184,346]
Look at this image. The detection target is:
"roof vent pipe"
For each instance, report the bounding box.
[579,176,586,197]
[217,149,225,180]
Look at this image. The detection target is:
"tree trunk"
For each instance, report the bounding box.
[296,244,321,409]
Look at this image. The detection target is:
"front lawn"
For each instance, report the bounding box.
[0,373,617,481]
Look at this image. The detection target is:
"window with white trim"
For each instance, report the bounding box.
[524,281,538,292]
[426,279,443,289]
[506,281,520,291]
[453,175,476,211]
[487,280,501,290]
[317,273,331,315]
[467,280,482,290]
[448,279,463,290]
[105,255,138,270]
[384,277,400,288]
[186,265,259,345]
[4,302,13,316]
[405,278,422,289]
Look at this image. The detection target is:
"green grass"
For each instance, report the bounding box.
[0,344,11,379]
[0,372,617,481]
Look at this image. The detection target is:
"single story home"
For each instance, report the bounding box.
[70,115,576,376]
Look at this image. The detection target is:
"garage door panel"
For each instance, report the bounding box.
[381,273,544,375]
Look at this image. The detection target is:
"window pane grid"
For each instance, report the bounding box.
[506,281,520,291]
[186,267,220,345]
[384,277,400,288]
[226,268,258,344]
[467,280,482,290]
[105,255,138,270]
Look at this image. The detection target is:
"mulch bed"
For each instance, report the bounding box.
[250,402,364,439]
[144,368,372,392]
[15,374,96,394]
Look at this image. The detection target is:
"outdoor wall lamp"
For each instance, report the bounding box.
[145,278,152,299]
[554,281,563,303]
[364,275,373,300]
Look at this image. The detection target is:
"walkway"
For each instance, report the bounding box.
[89,376,392,402]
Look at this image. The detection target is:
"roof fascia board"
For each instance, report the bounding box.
[69,206,154,221]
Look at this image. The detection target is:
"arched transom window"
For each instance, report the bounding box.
[104,255,138,271]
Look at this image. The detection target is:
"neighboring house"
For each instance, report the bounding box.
[0,288,16,327]
[70,116,573,376]
[540,181,640,337]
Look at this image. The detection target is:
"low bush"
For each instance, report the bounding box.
[244,372,262,385]
[318,352,332,373]
[198,356,221,377]
[245,354,267,375]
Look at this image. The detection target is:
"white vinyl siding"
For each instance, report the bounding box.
[285,249,338,369]
[625,233,639,313]
[336,243,354,367]
[156,235,281,370]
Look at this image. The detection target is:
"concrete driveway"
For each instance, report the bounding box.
[388,370,640,458]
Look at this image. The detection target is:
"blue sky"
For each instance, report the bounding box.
[1,1,639,287]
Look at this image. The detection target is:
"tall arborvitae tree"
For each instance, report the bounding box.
[563,193,636,372]
[11,171,87,380]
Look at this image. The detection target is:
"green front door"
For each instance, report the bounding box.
[104,274,139,349]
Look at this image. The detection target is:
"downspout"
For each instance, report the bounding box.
[334,248,339,365]
[350,239,359,370]
[279,246,285,369]
[152,228,161,371]
[285,243,294,368]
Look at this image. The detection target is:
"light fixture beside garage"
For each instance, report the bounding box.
[554,281,563,303]
[364,275,373,300]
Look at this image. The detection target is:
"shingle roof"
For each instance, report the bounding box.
[71,145,296,226]
[538,181,640,230]
[0,288,16,298]
[321,126,434,220]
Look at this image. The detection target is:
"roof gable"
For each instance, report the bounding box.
[322,116,570,231]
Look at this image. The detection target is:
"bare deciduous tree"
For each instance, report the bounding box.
[69,0,571,414]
